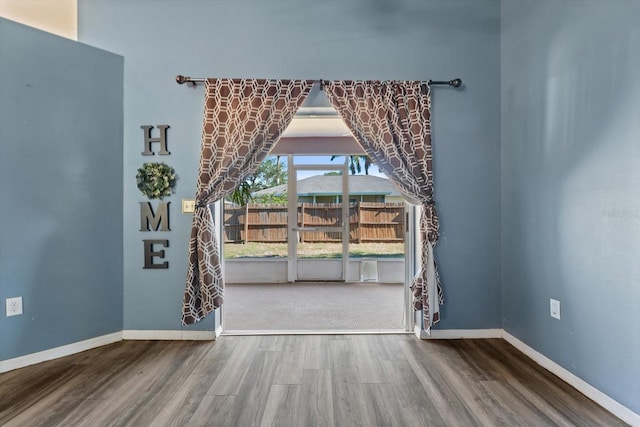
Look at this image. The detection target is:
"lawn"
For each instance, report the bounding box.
[223,242,404,259]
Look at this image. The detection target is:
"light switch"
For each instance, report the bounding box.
[182,199,196,213]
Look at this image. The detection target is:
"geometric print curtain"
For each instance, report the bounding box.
[323,80,444,332]
[182,79,313,325]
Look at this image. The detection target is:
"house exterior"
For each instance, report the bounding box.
[253,174,404,204]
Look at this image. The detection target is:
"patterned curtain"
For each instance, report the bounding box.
[182,79,313,325]
[323,80,444,332]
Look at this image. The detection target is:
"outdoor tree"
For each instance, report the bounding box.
[229,156,287,205]
[249,156,287,190]
[330,155,373,175]
[253,192,288,204]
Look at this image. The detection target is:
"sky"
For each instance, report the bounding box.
[287,155,387,180]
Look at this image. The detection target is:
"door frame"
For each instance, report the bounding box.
[404,204,418,332]
[220,102,417,332]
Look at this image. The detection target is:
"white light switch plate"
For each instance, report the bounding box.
[550,298,560,320]
[182,199,196,213]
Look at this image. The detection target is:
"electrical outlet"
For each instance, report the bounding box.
[550,298,560,320]
[182,199,196,213]
[6,297,23,317]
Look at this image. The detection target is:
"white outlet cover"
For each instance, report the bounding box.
[6,297,23,317]
[550,298,561,320]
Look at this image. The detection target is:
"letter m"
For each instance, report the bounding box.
[139,201,170,231]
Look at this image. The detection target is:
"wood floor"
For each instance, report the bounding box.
[0,335,626,426]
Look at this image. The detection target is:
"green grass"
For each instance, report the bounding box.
[223,242,404,259]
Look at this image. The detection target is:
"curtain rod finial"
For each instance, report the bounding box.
[176,75,200,87]
[427,78,463,88]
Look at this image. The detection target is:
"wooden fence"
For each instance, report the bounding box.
[224,202,405,243]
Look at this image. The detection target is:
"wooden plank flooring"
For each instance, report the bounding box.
[0,335,627,426]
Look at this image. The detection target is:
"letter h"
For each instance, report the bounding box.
[141,125,170,155]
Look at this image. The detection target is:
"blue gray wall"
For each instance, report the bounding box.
[501,0,640,413]
[78,0,503,331]
[0,19,124,360]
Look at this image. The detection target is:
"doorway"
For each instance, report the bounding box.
[221,105,414,333]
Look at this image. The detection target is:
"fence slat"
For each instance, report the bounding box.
[224,202,404,243]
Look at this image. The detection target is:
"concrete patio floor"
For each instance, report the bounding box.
[223,282,406,333]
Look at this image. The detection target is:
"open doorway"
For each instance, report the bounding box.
[221,101,414,333]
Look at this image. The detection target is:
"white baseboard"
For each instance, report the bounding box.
[428,328,503,339]
[414,326,502,339]
[0,331,123,374]
[414,327,639,425]
[0,329,218,374]
[503,331,640,427]
[122,330,216,341]
[223,329,409,336]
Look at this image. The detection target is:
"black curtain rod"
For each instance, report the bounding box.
[175,75,462,88]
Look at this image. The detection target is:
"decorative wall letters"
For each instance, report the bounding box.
[139,201,170,231]
[140,125,170,155]
[139,125,173,269]
[143,239,170,269]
